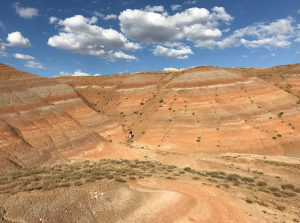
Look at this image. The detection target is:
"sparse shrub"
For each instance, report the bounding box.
[140,103,144,105]
[115,177,126,183]
[281,184,295,190]
[74,181,83,186]
[159,100,163,103]
[273,192,282,197]
[192,176,200,180]
[277,205,286,211]
[242,177,254,183]
[183,167,192,172]
[281,191,296,197]
[226,174,240,181]
[268,187,280,192]
[293,188,300,193]
[257,182,267,186]
[246,200,253,204]
[278,112,284,117]
[208,178,218,183]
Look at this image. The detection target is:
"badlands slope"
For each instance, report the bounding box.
[55,63,300,157]
[0,63,128,174]
[0,63,300,223]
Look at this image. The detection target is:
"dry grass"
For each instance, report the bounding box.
[0,158,298,215]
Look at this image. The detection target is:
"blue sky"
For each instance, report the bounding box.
[0,0,300,78]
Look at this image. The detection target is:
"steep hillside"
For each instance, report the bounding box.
[0,64,127,173]
[55,64,300,157]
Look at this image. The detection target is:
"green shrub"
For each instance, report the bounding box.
[159,100,163,103]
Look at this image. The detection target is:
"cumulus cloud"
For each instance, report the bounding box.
[295,37,300,42]
[144,5,164,12]
[153,44,193,59]
[13,2,39,19]
[119,6,233,48]
[49,16,58,24]
[59,70,97,76]
[164,67,177,71]
[6,31,32,47]
[171,5,181,11]
[14,53,35,60]
[93,11,104,17]
[217,17,294,49]
[25,61,45,69]
[103,14,117,20]
[271,53,276,56]
[48,15,140,60]
[297,9,300,14]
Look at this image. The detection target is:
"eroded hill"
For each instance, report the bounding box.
[54,64,300,157]
[0,63,300,223]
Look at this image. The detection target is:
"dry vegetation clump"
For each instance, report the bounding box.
[0,157,299,214]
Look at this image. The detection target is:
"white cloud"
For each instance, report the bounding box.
[14,53,35,60]
[222,27,230,33]
[49,16,58,24]
[217,17,294,49]
[6,31,32,47]
[25,61,45,69]
[271,53,276,56]
[59,70,99,76]
[103,14,117,20]
[0,21,5,31]
[297,51,300,54]
[94,74,100,76]
[185,1,196,4]
[48,15,139,60]
[295,37,300,42]
[242,55,247,57]
[13,2,39,19]
[171,5,181,11]
[153,44,193,59]
[93,11,103,17]
[144,5,164,12]
[119,7,232,47]
[0,51,7,57]
[297,9,300,14]
[217,36,241,49]
[43,32,48,35]
[164,67,177,71]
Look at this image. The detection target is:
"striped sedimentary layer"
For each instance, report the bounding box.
[55,64,300,157]
[0,64,124,172]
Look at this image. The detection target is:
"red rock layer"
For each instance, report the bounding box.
[55,64,300,157]
[0,64,125,172]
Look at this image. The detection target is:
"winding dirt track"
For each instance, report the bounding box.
[128,179,250,223]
